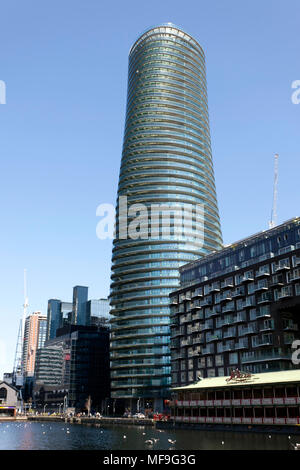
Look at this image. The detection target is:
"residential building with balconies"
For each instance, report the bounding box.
[170,218,300,386]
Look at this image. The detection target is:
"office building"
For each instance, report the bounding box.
[47,299,63,340]
[35,342,66,387]
[61,301,73,327]
[110,23,222,410]
[46,286,97,340]
[71,286,89,326]
[170,218,300,387]
[34,324,110,412]
[68,325,110,411]
[88,298,111,327]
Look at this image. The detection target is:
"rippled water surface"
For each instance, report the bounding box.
[0,421,296,450]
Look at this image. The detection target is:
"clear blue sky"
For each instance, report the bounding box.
[0,0,299,378]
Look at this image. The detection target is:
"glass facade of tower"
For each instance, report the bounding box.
[110,24,222,405]
[37,318,47,350]
[47,299,62,340]
[72,286,89,326]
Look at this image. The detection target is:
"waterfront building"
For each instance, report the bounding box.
[22,311,47,377]
[110,23,222,410]
[170,218,300,387]
[34,325,110,412]
[170,369,300,428]
[68,325,110,411]
[35,342,65,387]
[0,381,21,417]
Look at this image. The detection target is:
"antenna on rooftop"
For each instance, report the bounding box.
[269,154,279,229]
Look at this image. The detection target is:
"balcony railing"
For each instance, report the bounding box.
[219,292,232,302]
[235,339,249,349]
[221,278,234,289]
[202,320,213,331]
[232,287,245,298]
[252,336,273,347]
[276,286,293,300]
[241,350,289,363]
[192,335,204,345]
[223,328,236,339]
[222,301,235,313]
[201,345,215,355]
[206,332,223,342]
[191,289,203,299]
[256,266,270,278]
[238,325,258,336]
[287,267,300,281]
[257,292,273,304]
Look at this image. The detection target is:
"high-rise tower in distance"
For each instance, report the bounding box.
[22,311,47,377]
[110,23,223,411]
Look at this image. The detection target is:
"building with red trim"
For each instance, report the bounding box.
[170,370,300,427]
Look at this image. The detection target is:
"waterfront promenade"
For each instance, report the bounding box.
[28,415,155,426]
[1,414,300,436]
[0,415,155,426]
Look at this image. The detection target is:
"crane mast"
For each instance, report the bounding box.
[269,154,279,229]
[21,268,29,362]
[13,269,29,392]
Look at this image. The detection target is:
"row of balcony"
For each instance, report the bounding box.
[173,338,289,358]
[171,264,299,308]
[172,281,299,317]
[172,320,279,346]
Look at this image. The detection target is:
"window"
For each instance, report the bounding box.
[198,357,205,368]
[0,387,7,400]
[207,368,216,377]
[215,355,224,366]
[229,352,238,365]
[207,356,213,367]
[172,373,177,383]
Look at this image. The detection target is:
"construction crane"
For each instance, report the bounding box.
[269,154,279,229]
[21,269,29,356]
[13,269,29,396]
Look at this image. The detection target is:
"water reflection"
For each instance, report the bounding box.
[0,421,295,450]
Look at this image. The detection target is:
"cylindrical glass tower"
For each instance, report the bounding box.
[110,23,222,408]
